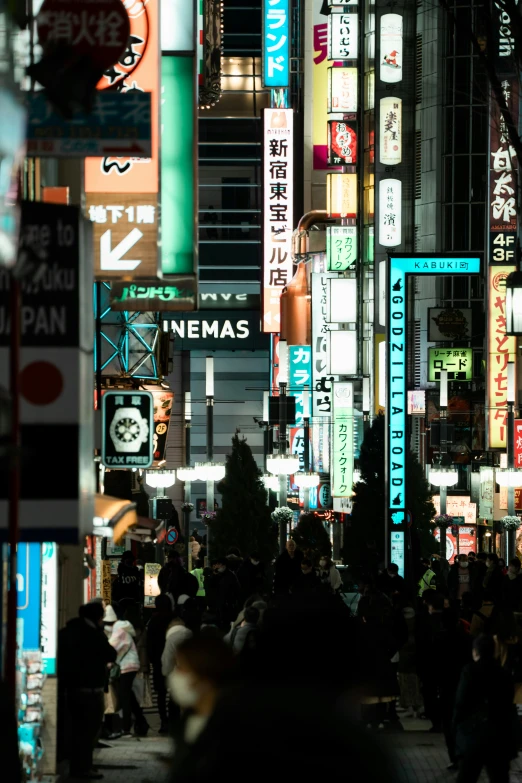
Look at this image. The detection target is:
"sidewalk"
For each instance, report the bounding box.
[92,716,171,783]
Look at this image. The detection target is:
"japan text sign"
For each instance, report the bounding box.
[17,543,42,651]
[380,14,402,84]
[289,345,312,425]
[328,67,357,113]
[326,225,357,271]
[262,0,290,88]
[328,10,358,60]
[311,272,338,417]
[102,390,154,468]
[86,192,158,279]
[428,347,473,382]
[488,266,517,448]
[263,109,293,332]
[26,91,152,158]
[386,255,481,567]
[332,382,354,497]
[328,119,357,166]
[379,97,402,165]
[515,420,522,468]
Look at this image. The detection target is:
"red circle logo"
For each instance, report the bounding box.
[20,361,64,406]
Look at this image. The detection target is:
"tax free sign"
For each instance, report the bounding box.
[386,255,480,565]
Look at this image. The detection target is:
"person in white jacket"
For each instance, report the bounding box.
[109,608,143,737]
[162,616,193,678]
[317,556,342,594]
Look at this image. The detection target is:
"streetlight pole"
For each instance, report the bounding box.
[507,362,516,560]
[303,387,311,513]
[278,340,288,548]
[439,370,448,560]
[206,357,214,562]
[184,391,192,566]
[362,376,370,435]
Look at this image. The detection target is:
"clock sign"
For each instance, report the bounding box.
[102,391,154,469]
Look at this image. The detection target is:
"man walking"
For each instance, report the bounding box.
[58,602,117,780]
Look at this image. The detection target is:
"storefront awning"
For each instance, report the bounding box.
[94,494,137,543]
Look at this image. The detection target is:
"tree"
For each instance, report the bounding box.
[208,431,277,562]
[345,414,436,570]
[292,512,332,562]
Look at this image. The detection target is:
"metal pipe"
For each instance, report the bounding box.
[294,210,329,256]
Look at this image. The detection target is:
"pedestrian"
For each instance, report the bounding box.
[146,594,173,734]
[483,552,504,604]
[161,613,193,679]
[467,551,476,565]
[292,558,321,593]
[191,558,207,611]
[502,557,522,612]
[453,634,517,782]
[158,549,199,602]
[317,554,343,594]
[58,602,116,780]
[236,552,266,601]
[494,609,522,696]
[379,562,407,600]
[207,557,242,630]
[357,605,400,729]
[108,602,145,738]
[111,550,143,604]
[190,536,201,561]
[499,557,508,576]
[417,557,437,598]
[448,554,473,604]
[101,604,121,739]
[168,636,237,781]
[273,538,303,595]
[225,546,242,573]
[470,589,497,637]
[397,601,422,718]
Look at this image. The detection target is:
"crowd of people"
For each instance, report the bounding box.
[56,543,522,782]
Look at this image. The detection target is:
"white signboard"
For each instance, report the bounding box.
[311,272,338,417]
[332,382,354,497]
[328,67,358,113]
[263,108,294,332]
[380,13,403,83]
[328,11,358,60]
[41,542,58,675]
[433,495,477,526]
[161,0,194,52]
[390,530,405,577]
[380,97,402,165]
[378,178,402,247]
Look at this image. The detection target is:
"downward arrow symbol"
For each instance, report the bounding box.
[100,228,143,271]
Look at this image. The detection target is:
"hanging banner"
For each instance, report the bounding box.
[378,178,402,247]
[289,345,312,425]
[479,467,494,521]
[515,420,522,468]
[332,382,354,497]
[487,265,517,448]
[489,78,518,264]
[262,0,290,88]
[326,225,357,271]
[311,0,331,169]
[326,173,357,218]
[328,10,358,61]
[328,119,357,165]
[379,97,402,165]
[328,67,358,113]
[262,108,294,332]
[380,13,403,83]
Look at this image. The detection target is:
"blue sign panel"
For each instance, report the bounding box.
[262,0,290,88]
[289,345,312,424]
[26,92,152,158]
[386,256,481,566]
[17,543,42,651]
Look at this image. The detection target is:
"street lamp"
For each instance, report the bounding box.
[266,454,300,475]
[261,473,280,492]
[430,466,458,560]
[505,271,522,336]
[294,471,320,488]
[195,462,226,482]
[495,469,522,487]
[145,470,176,490]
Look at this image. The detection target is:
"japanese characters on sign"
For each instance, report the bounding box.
[428,348,473,382]
[379,97,402,165]
[489,78,518,263]
[86,193,158,278]
[332,382,354,498]
[488,266,517,448]
[328,10,358,61]
[102,390,154,468]
[479,467,494,521]
[289,345,312,425]
[263,108,294,332]
[378,178,401,247]
[380,13,402,84]
[327,173,357,218]
[328,119,357,165]
[433,495,477,527]
[326,225,357,271]
[311,272,339,417]
[428,307,472,341]
[515,420,522,468]
[262,0,290,88]
[328,67,358,113]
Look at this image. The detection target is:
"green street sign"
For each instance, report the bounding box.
[428,347,473,382]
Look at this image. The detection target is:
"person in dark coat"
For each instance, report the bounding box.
[292,558,321,594]
[378,563,407,600]
[225,547,243,574]
[448,554,473,604]
[453,634,517,782]
[111,550,143,604]
[470,552,488,608]
[146,594,173,733]
[357,606,400,729]
[273,538,303,595]
[207,557,242,630]
[158,549,199,601]
[0,679,21,782]
[237,552,266,602]
[502,558,522,612]
[58,602,117,780]
[483,552,504,605]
